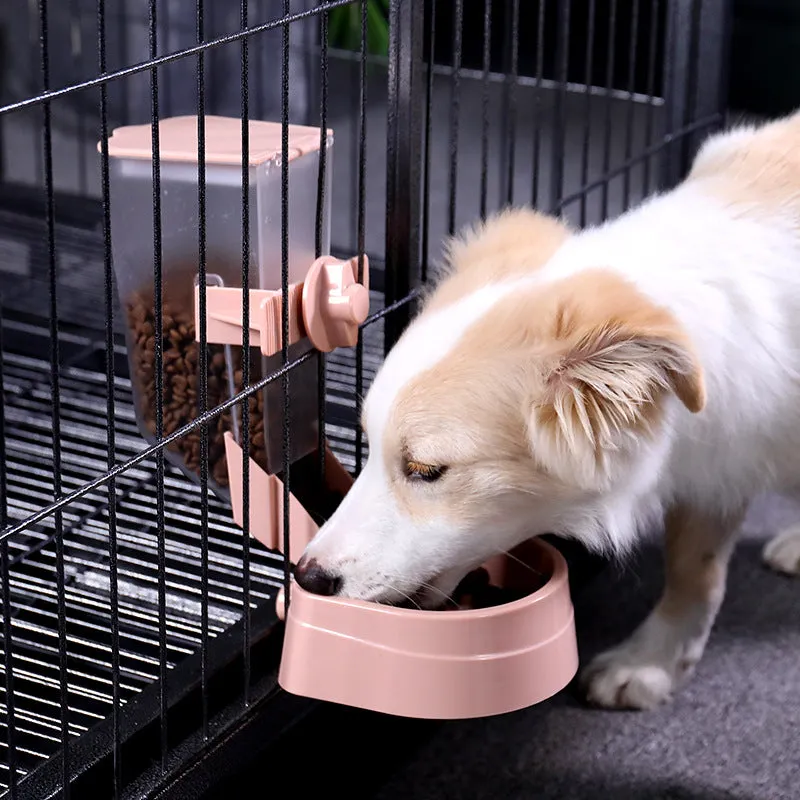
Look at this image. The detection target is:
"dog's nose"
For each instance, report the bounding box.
[294,557,342,596]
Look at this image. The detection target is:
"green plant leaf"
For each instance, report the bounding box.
[327,0,390,56]
[327,9,347,45]
[367,1,389,56]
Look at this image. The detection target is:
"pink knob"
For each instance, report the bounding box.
[347,283,370,324]
[329,283,370,324]
[302,255,370,352]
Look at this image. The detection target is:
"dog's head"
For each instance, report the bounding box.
[297,210,705,607]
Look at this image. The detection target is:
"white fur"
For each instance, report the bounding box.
[541,182,800,513]
[301,115,800,705]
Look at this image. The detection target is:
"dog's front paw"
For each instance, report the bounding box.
[763,526,800,576]
[580,612,701,710]
[581,650,679,710]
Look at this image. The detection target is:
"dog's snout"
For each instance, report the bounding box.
[294,557,342,596]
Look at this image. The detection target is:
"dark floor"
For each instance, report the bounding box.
[372,495,800,800]
[226,494,800,800]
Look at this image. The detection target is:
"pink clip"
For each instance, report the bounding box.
[224,432,353,566]
[194,283,304,357]
[195,255,369,355]
[223,432,318,562]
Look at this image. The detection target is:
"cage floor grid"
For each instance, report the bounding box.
[0,329,378,791]
[1,352,286,789]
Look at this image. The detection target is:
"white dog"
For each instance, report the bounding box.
[295,112,800,710]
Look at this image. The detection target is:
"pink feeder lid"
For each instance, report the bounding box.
[103,115,331,166]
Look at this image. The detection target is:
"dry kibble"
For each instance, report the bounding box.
[124,264,270,490]
[449,567,543,610]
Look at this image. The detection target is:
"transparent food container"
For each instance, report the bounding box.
[105,115,332,498]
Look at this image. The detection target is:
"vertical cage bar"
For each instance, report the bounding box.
[421,0,437,279]
[0,310,4,537]
[549,0,570,211]
[502,0,520,207]
[315,3,330,498]
[579,0,596,227]
[118,0,130,123]
[256,0,266,120]
[196,0,210,742]
[498,0,509,206]
[240,0,252,702]
[479,0,491,220]
[660,0,693,187]
[385,1,400,350]
[160,0,172,111]
[642,0,660,195]
[147,0,168,771]
[39,0,71,794]
[280,0,292,606]
[0,310,18,800]
[687,0,730,157]
[684,1,704,153]
[68,0,88,196]
[354,0,368,476]
[30,2,44,189]
[622,0,640,210]
[97,0,120,792]
[383,0,425,355]
[0,539,16,799]
[600,0,618,220]
[349,25,360,253]
[447,0,463,237]
[300,0,317,127]
[530,0,545,207]
[355,0,368,287]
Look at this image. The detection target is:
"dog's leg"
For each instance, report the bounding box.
[762,525,800,576]
[582,503,744,710]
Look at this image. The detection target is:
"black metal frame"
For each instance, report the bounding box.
[383,0,425,356]
[0,1,732,798]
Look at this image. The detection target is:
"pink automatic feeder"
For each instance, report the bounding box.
[105,115,578,721]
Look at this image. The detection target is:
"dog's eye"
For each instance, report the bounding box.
[404,460,448,482]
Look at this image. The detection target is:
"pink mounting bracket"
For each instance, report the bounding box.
[194,256,365,598]
[223,432,318,563]
[224,431,354,564]
[194,255,370,355]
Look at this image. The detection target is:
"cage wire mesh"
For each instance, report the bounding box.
[0,0,730,796]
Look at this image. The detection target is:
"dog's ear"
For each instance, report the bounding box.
[527,285,705,487]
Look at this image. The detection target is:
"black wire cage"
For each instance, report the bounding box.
[0,0,731,797]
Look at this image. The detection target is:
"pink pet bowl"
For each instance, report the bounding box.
[277,538,578,719]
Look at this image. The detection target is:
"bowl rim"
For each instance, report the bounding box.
[284,537,569,623]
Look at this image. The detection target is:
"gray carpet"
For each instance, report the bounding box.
[372,494,800,800]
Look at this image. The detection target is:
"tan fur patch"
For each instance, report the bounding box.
[385,269,705,514]
[658,503,744,622]
[688,112,800,214]
[424,208,571,312]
